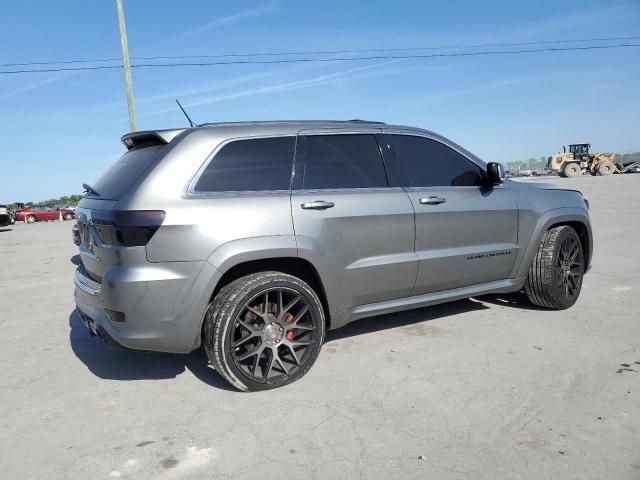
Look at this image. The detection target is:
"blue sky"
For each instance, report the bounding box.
[1,0,639,202]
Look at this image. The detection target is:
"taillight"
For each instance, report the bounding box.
[92,210,165,247]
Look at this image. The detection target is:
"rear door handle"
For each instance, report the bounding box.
[419,196,446,205]
[301,200,335,210]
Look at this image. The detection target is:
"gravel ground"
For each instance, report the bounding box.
[0,174,639,479]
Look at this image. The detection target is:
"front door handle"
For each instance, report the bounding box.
[301,200,335,210]
[419,196,446,205]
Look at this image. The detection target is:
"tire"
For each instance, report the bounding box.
[26,215,36,224]
[204,271,325,391]
[597,160,615,176]
[563,163,581,178]
[525,226,585,309]
[64,213,74,220]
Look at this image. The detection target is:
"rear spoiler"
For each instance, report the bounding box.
[120,128,186,150]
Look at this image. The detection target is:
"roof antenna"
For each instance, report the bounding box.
[175,99,197,127]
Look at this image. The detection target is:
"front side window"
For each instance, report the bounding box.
[194,136,295,192]
[387,134,483,187]
[297,134,388,190]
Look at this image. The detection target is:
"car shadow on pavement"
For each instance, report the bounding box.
[326,298,490,342]
[0,228,12,233]
[70,255,81,266]
[69,294,537,388]
[476,290,542,311]
[68,310,236,391]
[326,292,542,342]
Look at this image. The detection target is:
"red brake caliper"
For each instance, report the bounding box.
[285,313,295,341]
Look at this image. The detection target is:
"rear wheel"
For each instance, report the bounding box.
[26,215,36,224]
[563,163,581,178]
[525,226,584,309]
[204,271,325,391]
[597,160,615,176]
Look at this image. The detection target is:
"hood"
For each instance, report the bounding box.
[507,179,583,195]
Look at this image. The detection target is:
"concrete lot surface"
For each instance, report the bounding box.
[1,175,639,479]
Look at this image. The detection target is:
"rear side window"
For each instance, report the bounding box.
[194,136,295,192]
[387,135,483,187]
[298,134,387,189]
[91,145,165,200]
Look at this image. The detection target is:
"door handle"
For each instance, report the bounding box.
[419,196,446,205]
[301,200,335,210]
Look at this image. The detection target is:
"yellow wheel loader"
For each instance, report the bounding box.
[547,143,625,177]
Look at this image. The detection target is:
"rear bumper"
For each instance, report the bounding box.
[0,214,10,227]
[77,309,129,349]
[73,260,221,353]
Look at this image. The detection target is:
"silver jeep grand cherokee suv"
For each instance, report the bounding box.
[74,120,592,391]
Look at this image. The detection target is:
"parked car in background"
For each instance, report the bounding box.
[15,205,75,223]
[0,205,12,227]
[532,168,555,176]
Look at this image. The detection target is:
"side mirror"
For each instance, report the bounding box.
[486,162,505,185]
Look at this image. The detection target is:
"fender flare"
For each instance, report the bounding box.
[206,235,298,274]
[512,207,592,279]
[206,234,341,320]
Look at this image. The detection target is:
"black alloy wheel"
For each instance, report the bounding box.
[204,272,325,391]
[230,287,318,383]
[554,233,584,303]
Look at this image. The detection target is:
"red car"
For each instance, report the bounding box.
[15,205,75,223]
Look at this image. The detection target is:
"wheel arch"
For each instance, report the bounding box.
[208,255,331,330]
[514,208,593,279]
[547,220,591,269]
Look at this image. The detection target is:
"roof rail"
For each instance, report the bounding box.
[198,119,387,128]
[347,119,386,124]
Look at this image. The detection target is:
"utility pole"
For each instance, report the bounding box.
[115,0,137,132]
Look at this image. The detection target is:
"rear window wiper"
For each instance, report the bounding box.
[82,183,100,196]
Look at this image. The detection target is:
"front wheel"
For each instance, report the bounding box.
[525,226,584,309]
[204,272,325,391]
[597,160,615,176]
[26,215,36,224]
[64,213,74,220]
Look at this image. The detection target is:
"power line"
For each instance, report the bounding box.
[1,34,639,68]
[1,43,638,75]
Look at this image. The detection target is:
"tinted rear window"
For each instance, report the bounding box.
[90,145,165,200]
[194,136,295,192]
[298,134,388,189]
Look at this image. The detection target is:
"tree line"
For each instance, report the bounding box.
[6,194,84,210]
[506,157,549,172]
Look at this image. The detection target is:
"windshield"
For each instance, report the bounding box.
[570,145,589,155]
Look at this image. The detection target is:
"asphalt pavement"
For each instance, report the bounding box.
[0,174,638,479]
